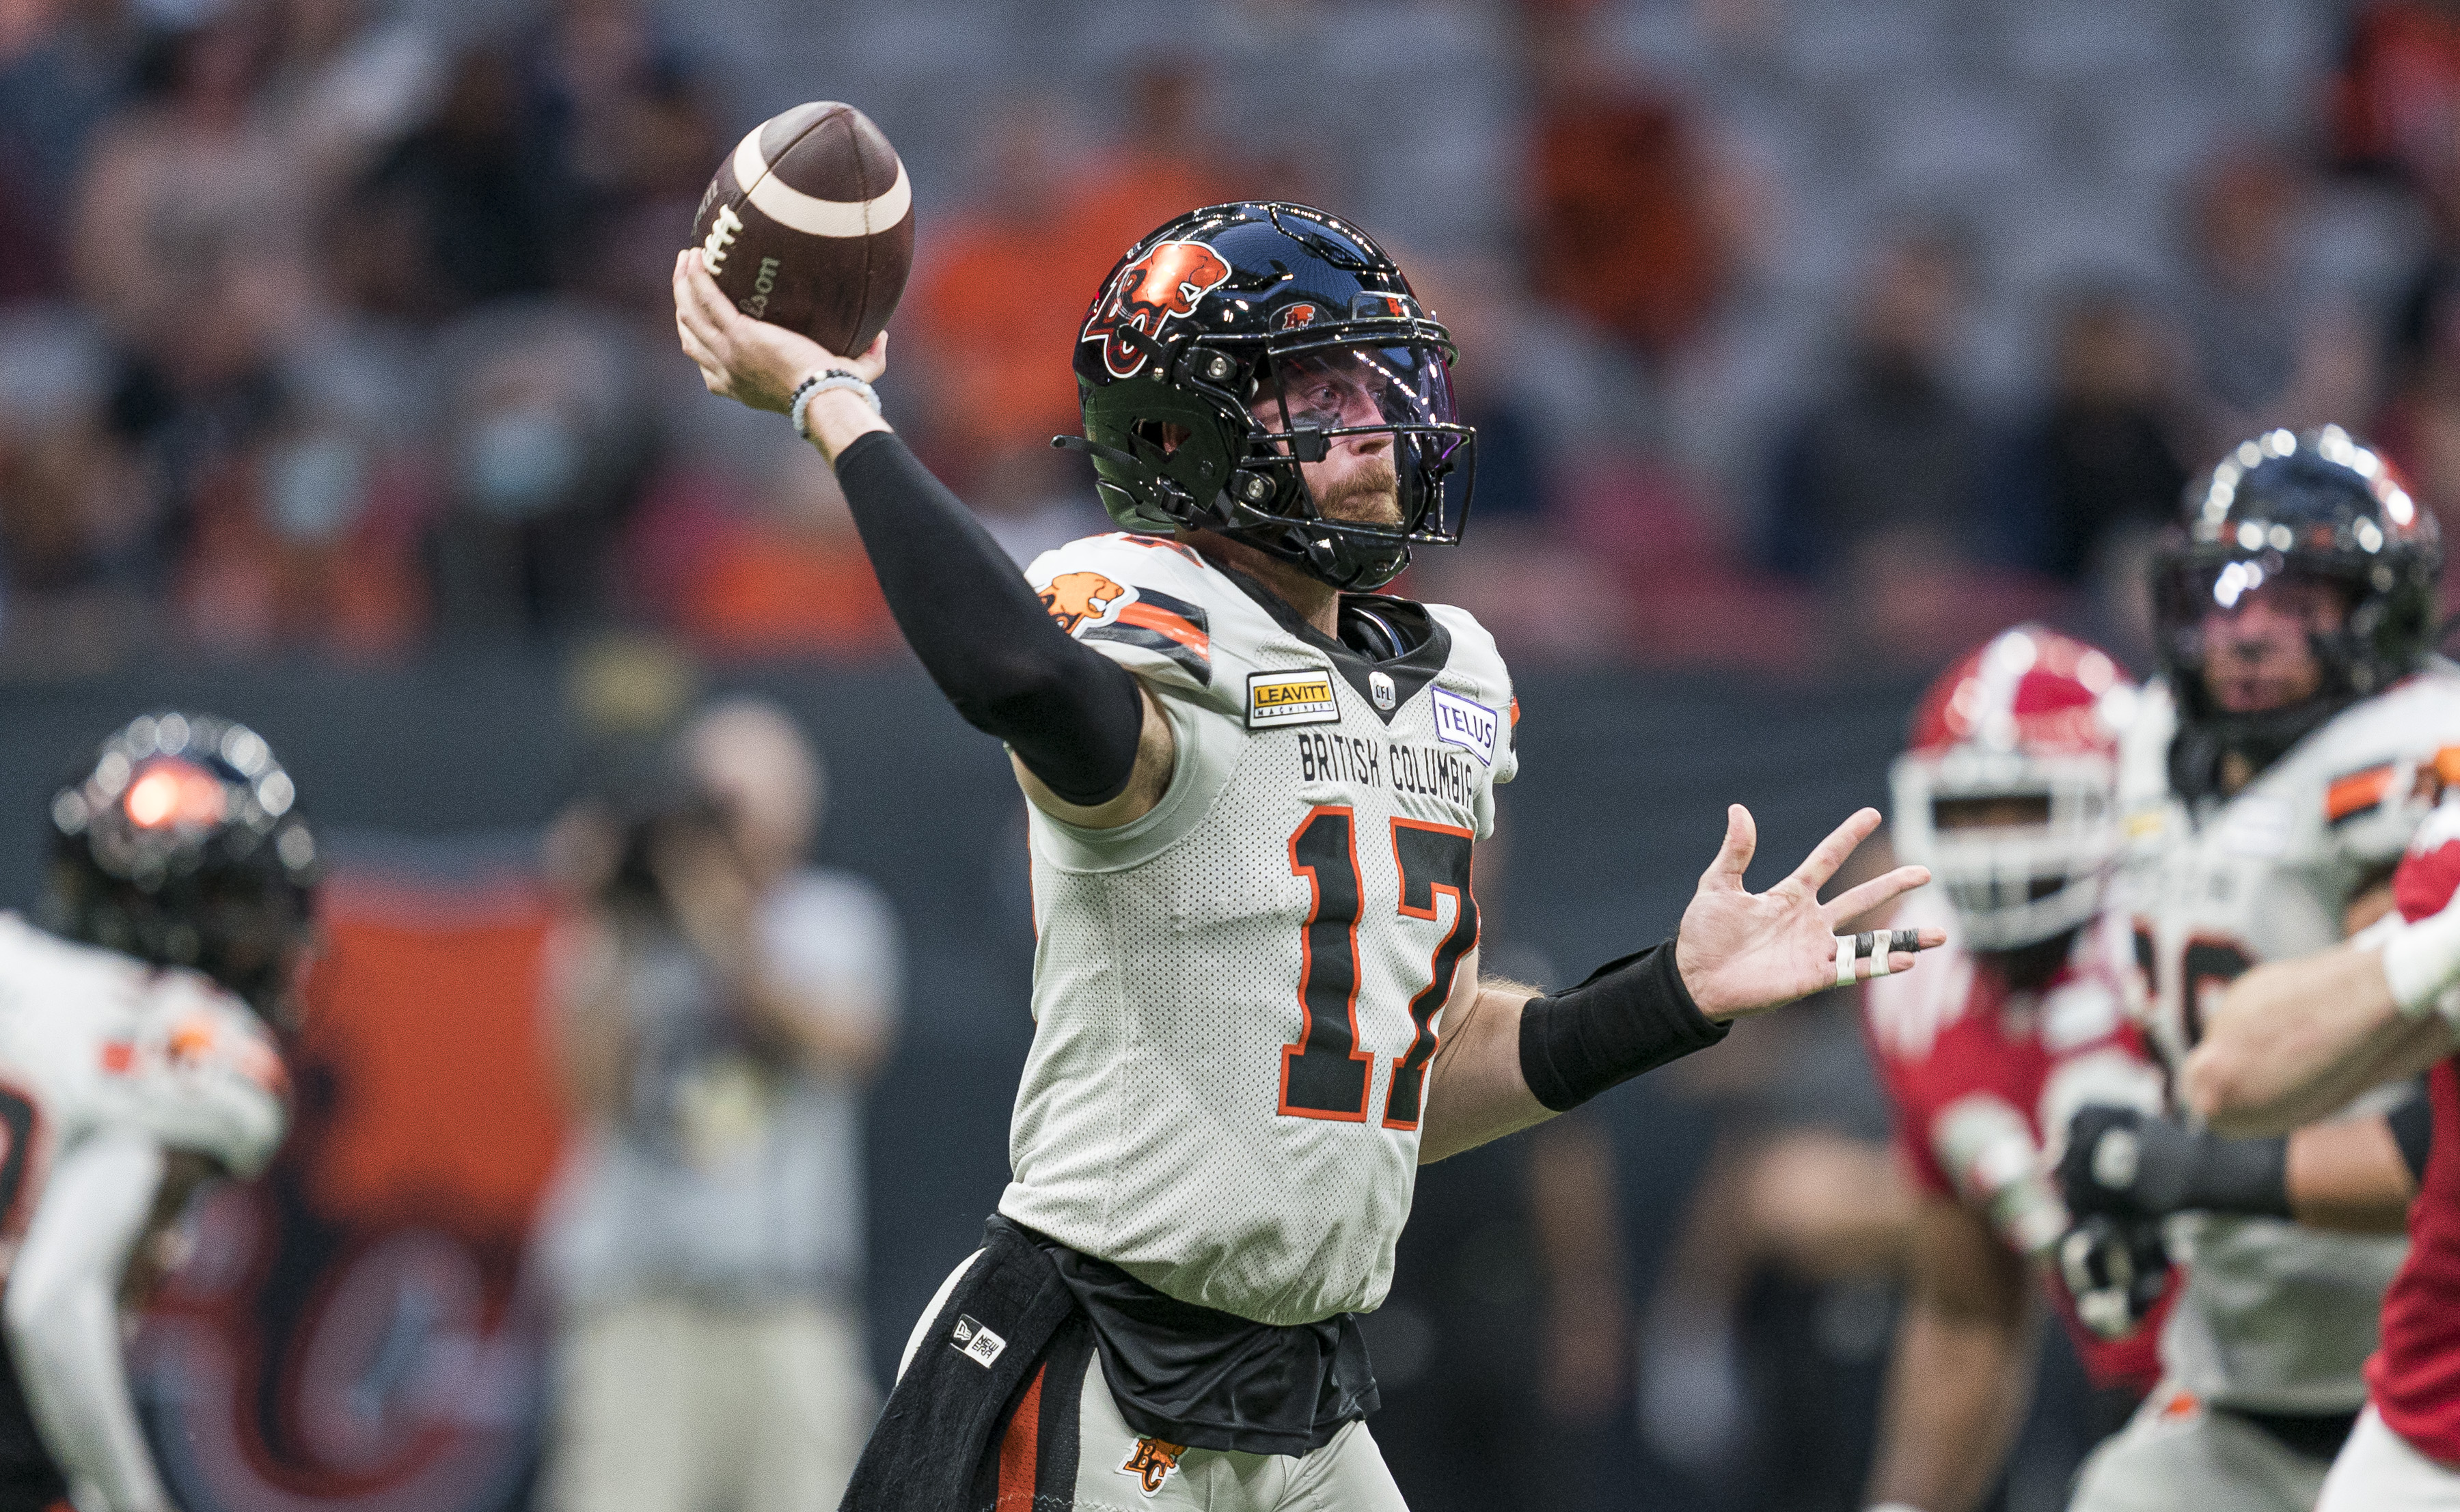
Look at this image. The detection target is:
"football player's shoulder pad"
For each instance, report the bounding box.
[1421,601,1511,703]
[1419,599,1517,782]
[2364,655,2460,734]
[2301,657,2460,786]
[1025,532,1241,696]
[131,969,288,1179]
[1860,886,1969,1065]
[0,911,120,984]
[2291,657,2460,855]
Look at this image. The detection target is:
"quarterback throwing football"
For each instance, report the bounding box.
[674,202,1942,1511]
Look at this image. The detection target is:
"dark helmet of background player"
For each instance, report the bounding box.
[2151,426,2442,800]
[42,712,322,1023]
[1062,202,1476,592]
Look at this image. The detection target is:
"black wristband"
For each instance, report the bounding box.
[1516,940,1728,1112]
[2183,1131,2292,1220]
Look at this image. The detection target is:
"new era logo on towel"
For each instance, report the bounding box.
[951,1314,1006,1369]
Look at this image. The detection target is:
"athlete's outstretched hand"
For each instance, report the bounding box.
[1674,805,1943,1021]
[670,248,886,413]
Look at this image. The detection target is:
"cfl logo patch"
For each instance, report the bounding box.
[950,1313,1005,1369]
[1118,1436,1186,1497]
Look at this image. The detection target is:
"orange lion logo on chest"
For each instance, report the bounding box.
[1039,571,1130,635]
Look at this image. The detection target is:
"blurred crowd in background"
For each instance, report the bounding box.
[11,0,2460,679]
[7,1,2459,1510]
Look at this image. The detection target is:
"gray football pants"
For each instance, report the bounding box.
[2066,1382,2334,1512]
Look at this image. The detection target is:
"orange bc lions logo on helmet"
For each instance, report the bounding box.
[1082,241,1233,379]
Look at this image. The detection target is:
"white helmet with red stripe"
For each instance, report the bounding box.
[1890,626,2142,950]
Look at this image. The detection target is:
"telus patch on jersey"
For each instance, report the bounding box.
[1248,670,1340,729]
[1430,687,1497,766]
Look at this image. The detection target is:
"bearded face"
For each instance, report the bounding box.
[1251,350,1402,527]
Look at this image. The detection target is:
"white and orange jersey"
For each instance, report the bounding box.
[2114,663,2460,1411]
[0,913,286,1258]
[999,532,1515,1328]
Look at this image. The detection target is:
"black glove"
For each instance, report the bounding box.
[2056,1105,2291,1222]
[2055,1214,2173,1341]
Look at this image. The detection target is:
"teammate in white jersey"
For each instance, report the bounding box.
[2050,429,2452,1512]
[674,200,1944,1512]
[0,712,312,1512]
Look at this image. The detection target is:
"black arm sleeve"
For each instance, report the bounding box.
[1516,941,1730,1112]
[834,432,1147,806]
[2390,1092,2434,1186]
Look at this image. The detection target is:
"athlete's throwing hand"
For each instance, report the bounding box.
[672,249,886,413]
[1676,805,1941,1020]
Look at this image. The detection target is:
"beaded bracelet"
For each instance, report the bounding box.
[789,369,882,441]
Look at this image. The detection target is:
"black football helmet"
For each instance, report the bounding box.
[43,712,321,1021]
[2152,426,2442,799]
[1061,202,1475,592]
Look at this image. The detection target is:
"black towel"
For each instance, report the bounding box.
[840,1219,1089,1512]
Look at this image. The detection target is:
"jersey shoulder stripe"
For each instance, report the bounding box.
[1026,534,1276,694]
[2327,762,2398,825]
[2293,665,2460,840]
[1082,588,1211,685]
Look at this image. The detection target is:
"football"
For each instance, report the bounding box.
[689,101,916,359]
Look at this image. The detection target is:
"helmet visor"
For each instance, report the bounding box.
[2152,550,2360,672]
[1246,337,1473,546]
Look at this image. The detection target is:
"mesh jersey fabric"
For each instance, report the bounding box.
[2368,795,2460,1461]
[2114,664,2460,1410]
[998,533,1516,1328]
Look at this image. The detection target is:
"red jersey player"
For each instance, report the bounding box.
[1862,627,2174,1512]
[2187,756,2460,1506]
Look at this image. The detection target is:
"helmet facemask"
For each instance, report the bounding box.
[1228,328,1473,584]
[1890,749,2122,950]
[2155,549,2407,797]
[1138,326,1473,592]
[2154,427,2443,797]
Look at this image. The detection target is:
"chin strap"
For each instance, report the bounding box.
[1227,519,1408,594]
[1056,434,1414,591]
